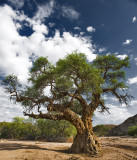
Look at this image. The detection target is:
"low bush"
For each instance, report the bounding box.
[93,125,111,136]
[128,125,137,136]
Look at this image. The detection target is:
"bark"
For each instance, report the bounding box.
[69,130,100,156]
[69,108,101,156]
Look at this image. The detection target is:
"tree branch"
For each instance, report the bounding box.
[24,111,66,120]
[103,88,133,106]
[99,100,110,114]
[47,102,85,134]
[69,93,88,107]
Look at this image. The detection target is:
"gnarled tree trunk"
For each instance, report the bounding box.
[69,113,101,156]
[70,130,100,155]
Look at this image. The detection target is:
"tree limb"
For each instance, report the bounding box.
[99,100,110,114]
[24,111,66,120]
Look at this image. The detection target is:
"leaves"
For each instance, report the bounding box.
[55,52,103,95]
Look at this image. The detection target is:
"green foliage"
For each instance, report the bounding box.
[0,117,76,140]
[128,125,137,136]
[36,119,77,138]
[55,52,103,95]
[0,122,14,138]
[93,125,111,136]
[93,54,130,89]
[30,57,49,73]
[0,117,38,139]
[29,57,54,88]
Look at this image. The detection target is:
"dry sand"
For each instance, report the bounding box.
[0,137,137,160]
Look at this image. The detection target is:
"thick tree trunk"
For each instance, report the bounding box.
[69,130,100,156]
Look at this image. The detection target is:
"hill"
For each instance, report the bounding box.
[109,114,137,136]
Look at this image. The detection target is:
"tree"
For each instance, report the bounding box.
[2,52,132,156]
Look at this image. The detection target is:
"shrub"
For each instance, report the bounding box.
[93,125,111,136]
[128,125,137,136]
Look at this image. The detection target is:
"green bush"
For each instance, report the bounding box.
[93,125,111,136]
[128,125,137,136]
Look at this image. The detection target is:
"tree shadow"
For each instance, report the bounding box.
[0,142,41,151]
[109,144,137,151]
[0,141,71,154]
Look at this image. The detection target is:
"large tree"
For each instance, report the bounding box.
[2,52,132,156]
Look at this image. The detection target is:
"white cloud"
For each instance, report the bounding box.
[33,0,55,22]
[99,47,106,53]
[61,6,80,20]
[0,85,24,122]
[74,27,81,30]
[122,39,132,45]
[33,24,48,34]
[130,100,137,106]
[93,103,133,126]
[8,0,25,8]
[132,16,136,23]
[128,76,137,85]
[87,26,96,33]
[116,54,128,59]
[49,22,55,27]
[80,32,85,35]
[0,5,32,84]
[37,30,96,62]
[135,57,137,65]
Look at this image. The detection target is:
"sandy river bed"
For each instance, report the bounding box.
[0,137,137,160]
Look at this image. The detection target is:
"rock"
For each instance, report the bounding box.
[109,114,137,136]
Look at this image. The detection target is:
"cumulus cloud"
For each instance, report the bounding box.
[135,57,137,65]
[0,85,24,122]
[99,47,106,53]
[32,24,48,34]
[122,39,132,45]
[61,6,80,20]
[132,16,136,23]
[49,22,55,27]
[93,103,133,126]
[80,32,85,35]
[128,76,137,85]
[33,0,55,22]
[74,27,81,30]
[116,54,128,59]
[7,0,25,8]
[87,26,96,33]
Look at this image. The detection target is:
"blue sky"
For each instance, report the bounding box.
[0,0,137,125]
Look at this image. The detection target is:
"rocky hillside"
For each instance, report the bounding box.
[109,114,137,136]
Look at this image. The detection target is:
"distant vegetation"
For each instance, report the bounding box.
[128,125,137,136]
[0,117,77,141]
[0,118,118,140]
[93,124,116,136]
